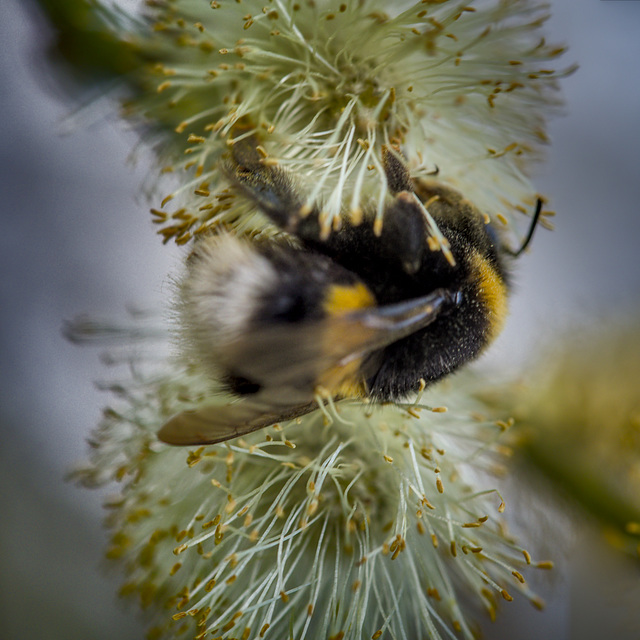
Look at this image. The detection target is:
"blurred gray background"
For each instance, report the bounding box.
[1,1,639,639]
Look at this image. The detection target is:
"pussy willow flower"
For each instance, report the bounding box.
[84,0,570,245]
[505,319,640,559]
[56,0,569,638]
[71,317,551,640]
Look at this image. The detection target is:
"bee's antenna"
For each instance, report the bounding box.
[512,198,543,257]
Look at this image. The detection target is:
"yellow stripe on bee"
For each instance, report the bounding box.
[319,283,375,399]
[322,283,375,315]
[319,363,368,399]
[471,252,508,340]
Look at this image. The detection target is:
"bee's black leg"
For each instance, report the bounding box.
[381,145,414,195]
[376,146,431,273]
[227,135,310,234]
[379,192,428,274]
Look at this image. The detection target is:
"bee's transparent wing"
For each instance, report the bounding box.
[225,288,461,381]
[157,399,315,446]
[158,288,460,446]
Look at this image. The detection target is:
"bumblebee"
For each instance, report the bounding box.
[159,141,540,446]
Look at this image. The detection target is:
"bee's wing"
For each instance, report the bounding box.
[158,288,459,446]
[226,287,461,380]
[157,399,316,446]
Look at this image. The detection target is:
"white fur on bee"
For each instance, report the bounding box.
[178,233,277,372]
